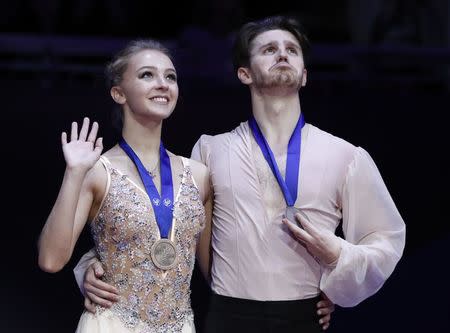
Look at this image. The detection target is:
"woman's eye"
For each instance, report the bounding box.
[166,74,177,82]
[287,48,298,55]
[140,71,153,79]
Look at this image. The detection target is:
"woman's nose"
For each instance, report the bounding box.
[155,75,169,90]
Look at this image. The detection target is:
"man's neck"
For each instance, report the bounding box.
[251,92,302,153]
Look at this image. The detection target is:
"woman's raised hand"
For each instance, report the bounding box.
[61,117,103,171]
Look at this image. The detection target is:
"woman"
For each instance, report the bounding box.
[38,39,211,332]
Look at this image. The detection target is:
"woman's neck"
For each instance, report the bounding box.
[121,116,163,160]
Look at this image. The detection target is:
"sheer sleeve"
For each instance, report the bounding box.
[190,135,212,166]
[320,147,406,307]
[73,248,97,296]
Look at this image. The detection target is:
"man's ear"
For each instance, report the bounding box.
[301,68,307,87]
[237,67,252,85]
[110,86,126,104]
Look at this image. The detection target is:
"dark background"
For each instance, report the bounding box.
[1,1,449,332]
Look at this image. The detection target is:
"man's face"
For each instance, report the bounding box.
[246,29,307,91]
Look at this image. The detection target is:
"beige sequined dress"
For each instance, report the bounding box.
[76,155,205,333]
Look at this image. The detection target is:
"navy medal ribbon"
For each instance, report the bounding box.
[119,138,174,238]
[248,113,305,207]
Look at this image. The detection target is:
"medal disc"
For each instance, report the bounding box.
[284,206,309,229]
[150,239,177,270]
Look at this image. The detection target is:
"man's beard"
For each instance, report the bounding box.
[253,68,301,90]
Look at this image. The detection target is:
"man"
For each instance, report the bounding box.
[76,16,405,332]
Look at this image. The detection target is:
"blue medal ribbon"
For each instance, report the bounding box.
[248,113,305,207]
[119,138,174,238]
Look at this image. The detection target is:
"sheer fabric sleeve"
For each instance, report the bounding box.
[73,248,97,296]
[320,147,406,307]
[190,135,212,166]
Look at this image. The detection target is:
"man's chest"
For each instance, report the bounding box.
[252,142,288,215]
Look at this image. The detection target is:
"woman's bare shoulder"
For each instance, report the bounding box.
[186,157,210,202]
[84,146,119,192]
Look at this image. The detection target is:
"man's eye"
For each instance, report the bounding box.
[264,47,276,54]
[287,48,298,55]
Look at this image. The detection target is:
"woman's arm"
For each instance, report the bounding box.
[189,158,213,282]
[196,193,213,282]
[38,118,103,273]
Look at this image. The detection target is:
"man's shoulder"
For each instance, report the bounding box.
[195,121,248,146]
[306,123,359,166]
[190,122,248,162]
[307,123,356,152]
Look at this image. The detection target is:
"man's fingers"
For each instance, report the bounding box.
[86,291,114,308]
[84,279,119,297]
[92,261,105,277]
[282,218,311,243]
[84,297,96,313]
[84,261,118,298]
[282,218,302,236]
[294,212,318,236]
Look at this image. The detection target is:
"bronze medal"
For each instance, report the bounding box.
[284,207,309,229]
[150,239,177,270]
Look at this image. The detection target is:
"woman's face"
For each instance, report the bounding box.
[114,49,179,121]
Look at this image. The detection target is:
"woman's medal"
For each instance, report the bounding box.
[119,138,177,270]
[150,239,177,270]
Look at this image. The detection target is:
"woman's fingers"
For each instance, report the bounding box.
[317,303,335,315]
[320,315,330,330]
[68,118,99,143]
[94,137,103,155]
[79,117,90,141]
[61,132,67,145]
[70,121,78,141]
[87,121,99,143]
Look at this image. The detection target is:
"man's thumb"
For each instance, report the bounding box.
[93,262,104,277]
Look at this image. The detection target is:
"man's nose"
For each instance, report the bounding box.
[277,49,288,62]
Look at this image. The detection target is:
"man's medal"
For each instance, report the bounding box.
[249,113,306,227]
